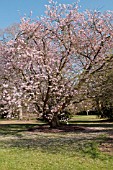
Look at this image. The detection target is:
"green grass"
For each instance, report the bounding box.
[0,116,113,170]
[70,115,104,123]
[0,147,112,170]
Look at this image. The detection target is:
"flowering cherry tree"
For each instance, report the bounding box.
[1,1,113,127]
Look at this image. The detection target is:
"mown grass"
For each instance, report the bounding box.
[0,147,113,170]
[0,115,113,170]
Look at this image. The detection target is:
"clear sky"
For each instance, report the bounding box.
[0,0,113,29]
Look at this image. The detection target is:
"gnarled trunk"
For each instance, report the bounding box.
[50,113,60,128]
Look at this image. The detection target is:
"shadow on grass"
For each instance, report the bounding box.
[1,130,112,159]
[0,119,113,136]
[0,124,41,137]
[69,123,113,128]
[0,119,113,158]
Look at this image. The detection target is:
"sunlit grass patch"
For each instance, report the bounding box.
[0,147,113,170]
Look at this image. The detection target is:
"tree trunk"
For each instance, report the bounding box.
[18,106,23,120]
[50,113,60,128]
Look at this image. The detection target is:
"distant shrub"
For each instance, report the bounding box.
[99,106,113,119]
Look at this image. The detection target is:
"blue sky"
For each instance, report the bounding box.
[0,0,113,29]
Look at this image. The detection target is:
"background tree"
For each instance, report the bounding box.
[0,24,21,119]
[0,23,19,43]
[86,56,113,118]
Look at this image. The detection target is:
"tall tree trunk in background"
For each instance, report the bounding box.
[95,97,102,116]
[18,105,23,120]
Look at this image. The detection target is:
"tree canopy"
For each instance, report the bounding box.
[0,1,113,127]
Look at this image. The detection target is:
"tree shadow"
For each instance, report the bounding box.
[1,130,112,158]
[0,121,113,157]
[0,124,38,137]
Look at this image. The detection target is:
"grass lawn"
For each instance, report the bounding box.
[0,115,113,170]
